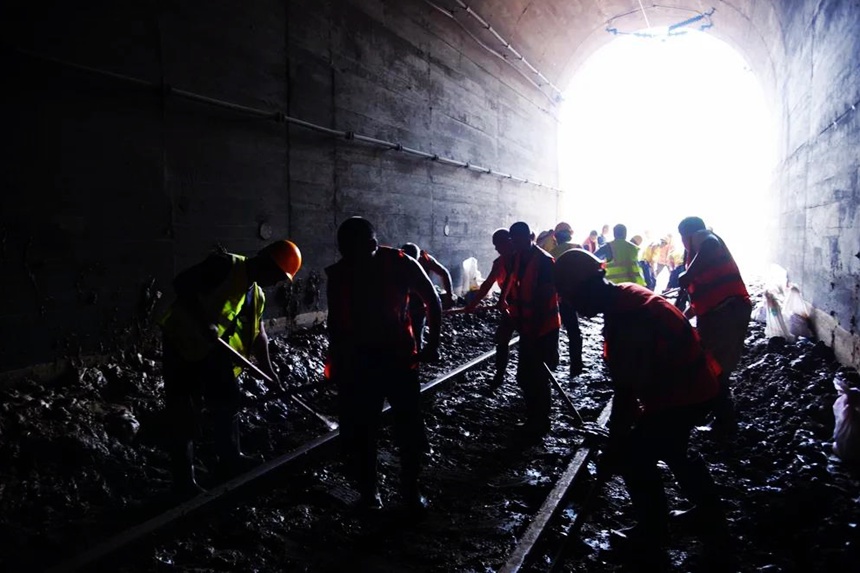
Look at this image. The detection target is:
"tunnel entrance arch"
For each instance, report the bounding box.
[557,30,776,274]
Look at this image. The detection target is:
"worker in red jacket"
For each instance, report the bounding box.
[464,228,516,389]
[506,221,561,437]
[677,216,752,436]
[401,242,454,351]
[554,249,728,558]
[327,217,441,512]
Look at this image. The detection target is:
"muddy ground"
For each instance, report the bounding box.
[1,288,858,572]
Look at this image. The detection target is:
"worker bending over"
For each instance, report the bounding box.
[554,249,728,558]
[507,222,561,437]
[464,228,516,389]
[401,243,454,351]
[159,240,301,495]
[677,216,751,436]
[329,218,442,511]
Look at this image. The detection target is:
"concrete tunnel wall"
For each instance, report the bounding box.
[0,0,561,372]
[1,0,858,374]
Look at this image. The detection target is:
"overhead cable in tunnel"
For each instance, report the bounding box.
[422,0,563,103]
[12,48,562,194]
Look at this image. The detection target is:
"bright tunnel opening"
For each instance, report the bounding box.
[558,30,776,283]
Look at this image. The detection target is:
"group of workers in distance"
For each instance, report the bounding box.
[158,212,750,562]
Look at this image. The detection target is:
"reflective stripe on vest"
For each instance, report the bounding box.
[604,284,720,413]
[507,246,561,337]
[604,240,646,286]
[687,234,749,316]
[161,254,265,366]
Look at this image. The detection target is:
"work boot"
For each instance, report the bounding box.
[490,371,505,390]
[171,440,206,497]
[214,412,262,477]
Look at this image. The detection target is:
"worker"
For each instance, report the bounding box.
[631,234,656,291]
[401,243,454,351]
[595,224,646,286]
[464,228,516,389]
[677,216,752,436]
[507,221,562,437]
[554,249,728,557]
[598,224,610,246]
[550,222,584,377]
[329,218,442,511]
[536,229,557,252]
[582,230,599,253]
[159,240,301,495]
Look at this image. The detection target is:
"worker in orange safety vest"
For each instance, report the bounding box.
[464,228,516,389]
[677,216,752,437]
[327,218,441,512]
[506,221,561,438]
[554,249,728,561]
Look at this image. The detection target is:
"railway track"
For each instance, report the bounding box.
[48,324,614,572]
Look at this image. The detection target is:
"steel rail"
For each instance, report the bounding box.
[499,399,613,573]
[47,337,519,573]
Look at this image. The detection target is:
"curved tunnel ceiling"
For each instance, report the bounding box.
[449,1,782,99]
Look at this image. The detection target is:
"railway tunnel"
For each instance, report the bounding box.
[1,0,859,571]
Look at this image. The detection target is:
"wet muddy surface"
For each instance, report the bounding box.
[1,288,859,572]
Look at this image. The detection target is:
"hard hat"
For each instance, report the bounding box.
[554,221,573,234]
[262,240,302,281]
[554,249,605,296]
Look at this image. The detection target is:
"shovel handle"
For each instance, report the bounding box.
[216,338,275,384]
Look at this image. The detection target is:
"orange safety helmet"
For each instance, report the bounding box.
[261,240,302,281]
[554,248,605,298]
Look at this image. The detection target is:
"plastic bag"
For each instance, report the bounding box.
[783,284,814,339]
[459,257,483,296]
[764,290,793,341]
[832,371,860,462]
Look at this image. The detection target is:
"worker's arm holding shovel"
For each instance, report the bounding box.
[251,321,284,394]
[408,257,443,362]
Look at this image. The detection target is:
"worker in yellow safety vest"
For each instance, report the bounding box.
[159,240,301,495]
[595,224,646,286]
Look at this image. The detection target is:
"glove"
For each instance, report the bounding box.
[442,293,455,310]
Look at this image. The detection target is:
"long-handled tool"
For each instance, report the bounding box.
[216,339,339,431]
[543,362,609,440]
[443,304,495,315]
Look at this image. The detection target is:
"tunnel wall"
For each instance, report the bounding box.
[0,0,561,372]
[771,0,860,369]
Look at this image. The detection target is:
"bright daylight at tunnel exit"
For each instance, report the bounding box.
[559,29,775,276]
[2,1,859,572]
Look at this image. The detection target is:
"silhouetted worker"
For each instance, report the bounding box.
[401,242,454,351]
[550,222,584,377]
[159,240,302,495]
[595,223,646,286]
[328,218,441,511]
[677,216,751,436]
[464,228,516,388]
[555,249,727,559]
[507,221,561,437]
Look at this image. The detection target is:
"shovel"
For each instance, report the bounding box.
[216,339,339,431]
[543,362,609,441]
